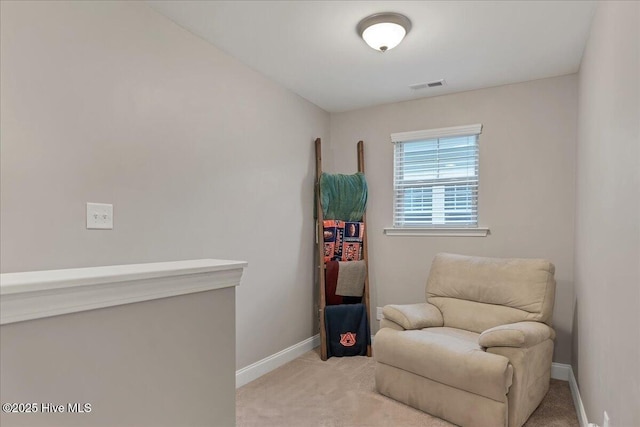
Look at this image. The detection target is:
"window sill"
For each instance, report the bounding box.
[383,227,490,237]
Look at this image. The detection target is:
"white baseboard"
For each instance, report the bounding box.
[236,334,320,388]
[568,367,589,427]
[551,362,571,381]
[552,363,588,426]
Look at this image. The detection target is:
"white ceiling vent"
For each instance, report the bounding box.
[409,79,447,90]
[408,82,428,90]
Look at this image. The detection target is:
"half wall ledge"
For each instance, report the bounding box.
[0,259,248,325]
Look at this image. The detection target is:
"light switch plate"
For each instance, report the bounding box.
[87,203,113,229]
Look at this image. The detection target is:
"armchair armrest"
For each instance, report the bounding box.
[382,303,443,330]
[479,321,556,349]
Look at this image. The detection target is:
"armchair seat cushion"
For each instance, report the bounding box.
[374,327,513,402]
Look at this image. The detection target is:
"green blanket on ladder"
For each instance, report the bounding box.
[320,172,368,222]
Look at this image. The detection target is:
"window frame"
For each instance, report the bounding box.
[384,124,489,237]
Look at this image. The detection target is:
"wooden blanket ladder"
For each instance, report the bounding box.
[315,137,372,361]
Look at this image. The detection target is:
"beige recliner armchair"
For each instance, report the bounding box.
[374,253,556,427]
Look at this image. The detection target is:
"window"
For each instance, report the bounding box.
[389,124,485,234]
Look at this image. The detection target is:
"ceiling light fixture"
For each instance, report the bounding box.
[357,12,411,52]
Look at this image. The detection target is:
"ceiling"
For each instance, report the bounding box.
[147,1,596,113]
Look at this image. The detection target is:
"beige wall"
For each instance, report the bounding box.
[0,288,236,427]
[574,2,640,425]
[329,75,578,363]
[0,1,329,370]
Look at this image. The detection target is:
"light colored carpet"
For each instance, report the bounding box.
[237,349,579,427]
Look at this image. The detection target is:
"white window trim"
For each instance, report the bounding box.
[383,227,489,237]
[388,123,488,236]
[391,123,483,143]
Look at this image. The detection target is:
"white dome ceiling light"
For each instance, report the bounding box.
[357,12,412,52]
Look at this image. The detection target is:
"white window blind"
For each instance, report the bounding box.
[392,124,482,228]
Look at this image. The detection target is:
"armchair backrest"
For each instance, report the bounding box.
[426,253,556,333]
